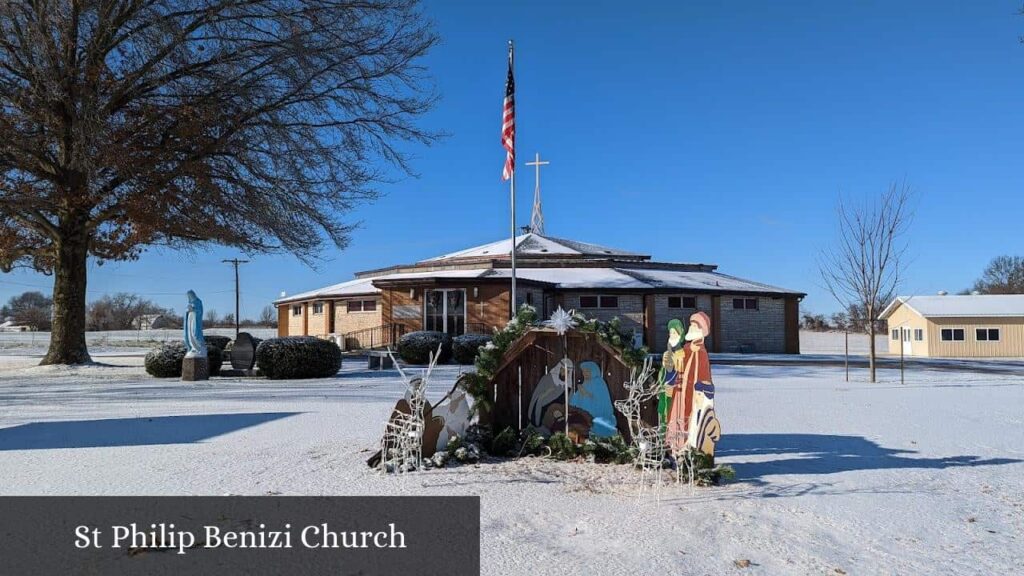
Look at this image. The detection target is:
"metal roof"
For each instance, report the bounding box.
[881,294,1024,319]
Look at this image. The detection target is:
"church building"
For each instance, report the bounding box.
[274,233,804,354]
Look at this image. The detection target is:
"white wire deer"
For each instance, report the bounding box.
[378,344,443,474]
[613,356,665,495]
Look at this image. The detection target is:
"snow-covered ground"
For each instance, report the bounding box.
[0,356,1021,575]
[0,328,277,353]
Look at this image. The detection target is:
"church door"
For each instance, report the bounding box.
[424,289,466,336]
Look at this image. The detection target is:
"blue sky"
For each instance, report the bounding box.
[3,1,1023,318]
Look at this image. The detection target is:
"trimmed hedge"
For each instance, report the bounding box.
[452,333,492,365]
[204,334,231,351]
[396,331,452,365]
[208,344,223,377]
[255,336,342,379]
[145,342,186,377]
[145,341,224,378]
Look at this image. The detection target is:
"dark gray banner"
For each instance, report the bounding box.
[0,496,480,575]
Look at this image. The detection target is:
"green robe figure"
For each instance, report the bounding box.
[658,319,686,430]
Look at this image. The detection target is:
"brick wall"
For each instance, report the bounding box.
[307,301,330,336]
[563,292,644,339]
[719,295,786,353]
[650,294,714,352]
[334,298,383,334]
[286,302,305,335]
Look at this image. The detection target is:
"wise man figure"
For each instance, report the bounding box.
[658,319,686,429]
[665,311,719,458]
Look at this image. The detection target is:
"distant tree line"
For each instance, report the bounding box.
[801,304,886,334]
[2,291,276,331]
[963,255,1024,295]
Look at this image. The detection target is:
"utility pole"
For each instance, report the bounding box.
[222,258,250,337]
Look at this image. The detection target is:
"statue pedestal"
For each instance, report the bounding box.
[182,356,209,381]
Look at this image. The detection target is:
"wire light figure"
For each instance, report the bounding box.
[378,344,443,474]
[613,357,665,496]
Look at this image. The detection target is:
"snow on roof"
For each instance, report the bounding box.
[484,268,650,289]
[882,294,1024,319]
[420,233,646,262]
[619,269,802,294]
[281,266,801,301]
[471,268,800,293]
[275,277,379,303]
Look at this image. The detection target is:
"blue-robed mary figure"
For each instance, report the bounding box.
[570,361,618,438]
[184,290,207,358]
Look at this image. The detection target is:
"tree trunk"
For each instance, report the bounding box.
[41,235,91,365]
[867,307,876,383]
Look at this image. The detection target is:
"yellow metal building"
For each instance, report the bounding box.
[880,294,1024,358]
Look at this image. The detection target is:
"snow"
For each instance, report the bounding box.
[420,233,646,262]
[0,356,1021,574]
[275,277,379,304]
[882,294,1024,319]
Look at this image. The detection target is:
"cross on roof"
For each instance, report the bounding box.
[525,152,549,235]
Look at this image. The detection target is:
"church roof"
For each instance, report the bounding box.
[419,233,648,262]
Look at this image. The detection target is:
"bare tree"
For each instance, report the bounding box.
[0,0,438,364]
[971,256,1024,294]
[258,304,276,327]
[820,182,913,382]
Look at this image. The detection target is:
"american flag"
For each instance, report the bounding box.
[501,46,515,181]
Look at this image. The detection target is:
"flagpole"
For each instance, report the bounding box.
[508,39,517,320]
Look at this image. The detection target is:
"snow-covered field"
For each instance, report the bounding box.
[0,355,1021,575]
[799,330,889,355]
[0,328,277,352]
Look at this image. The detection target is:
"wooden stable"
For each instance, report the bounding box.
[488,328,658,440]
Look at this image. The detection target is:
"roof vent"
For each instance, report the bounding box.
[937,290,948,296]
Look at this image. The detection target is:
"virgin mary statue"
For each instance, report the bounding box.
[184,290,207,358]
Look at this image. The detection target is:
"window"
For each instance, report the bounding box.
[732,298,758,310]
[525,292,533,305]
[424,289,466,335]
[311,302,324,314]
[903,329,910,342]
[891,330,899,341]
[668,296,697,309]
[914,329,924,341]
[292,305,302,316]
[940,328,965,342]
[579,295,618,309]
[347,300,377,313]
[976,328,1000,342]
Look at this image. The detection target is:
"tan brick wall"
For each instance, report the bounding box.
[335,298,383,334]
[286,302,305,335]
[303,301,329,336]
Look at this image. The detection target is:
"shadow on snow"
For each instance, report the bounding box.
[718,433,1021,481]
[0,412,299,451]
